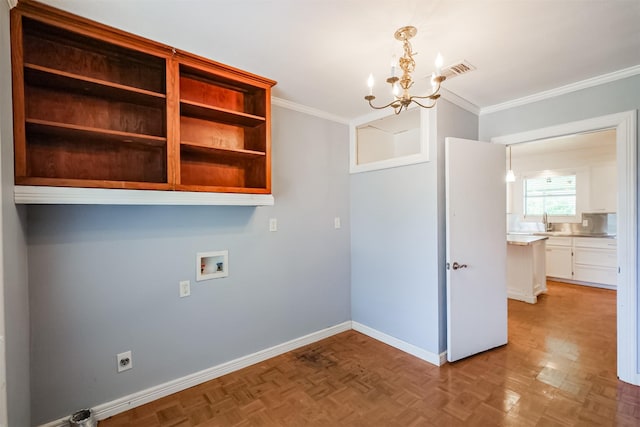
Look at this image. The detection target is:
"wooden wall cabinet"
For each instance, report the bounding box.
[10,0,276,203]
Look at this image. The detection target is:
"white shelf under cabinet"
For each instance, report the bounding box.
[14,186,274,206]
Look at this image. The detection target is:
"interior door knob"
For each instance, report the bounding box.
[452,262,468,270]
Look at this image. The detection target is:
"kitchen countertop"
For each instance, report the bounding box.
[535,232,616,238]
[507,235,549,246]
[509,231,616,238]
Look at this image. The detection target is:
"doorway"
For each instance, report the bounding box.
[492,110,638,386]
[507,128,617,289]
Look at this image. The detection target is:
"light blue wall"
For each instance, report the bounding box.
[351,100,478,356]
[479,74,640,372]
[28,106,351,424]
[480,76,640,140]
[351,161,439,351]
[0,2,31,426]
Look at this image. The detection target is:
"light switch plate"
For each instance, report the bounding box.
[269,218,278,232]
[179,280,190,297]
[334,217,341,229]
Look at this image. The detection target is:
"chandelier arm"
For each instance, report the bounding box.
[410,93,440,100]
[409,81,443,100]
[393,104,405,115]
[410,98,437,109]
[367,98,402,110]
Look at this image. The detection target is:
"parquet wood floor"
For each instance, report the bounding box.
[99,281,640,426]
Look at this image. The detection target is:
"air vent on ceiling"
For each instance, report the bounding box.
[441,60,476,79]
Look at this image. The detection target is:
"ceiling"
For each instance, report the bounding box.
[39,0,640,121]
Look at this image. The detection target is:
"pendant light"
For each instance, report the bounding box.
[506,146,516,182]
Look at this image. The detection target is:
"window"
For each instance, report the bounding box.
[524,175,576,216]
[350,108,430,174]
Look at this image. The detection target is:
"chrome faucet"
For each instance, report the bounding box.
[542,212,550,231]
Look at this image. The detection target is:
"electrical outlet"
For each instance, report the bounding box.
[334,217,341,229]
[117,350,132,373]
[582,219,589,227]
[179,280,190,297]
[269,218,278,232]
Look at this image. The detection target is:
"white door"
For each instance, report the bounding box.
[446,137,507,362]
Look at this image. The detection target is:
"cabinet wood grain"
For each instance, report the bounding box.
[11,0,276,196]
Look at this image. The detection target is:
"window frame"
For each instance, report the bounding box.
[523,173,578,219]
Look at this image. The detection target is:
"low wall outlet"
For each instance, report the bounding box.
[197,250,229,281]
[117,350,132,373]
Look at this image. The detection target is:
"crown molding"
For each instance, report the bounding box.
[272,89,480,125]
[480,64,640,116]
[6,0,17,8]
[440,88,480,115]
[271,96,350,124]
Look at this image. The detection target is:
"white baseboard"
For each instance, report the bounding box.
[352,321,446,366]
[40,320,450,426]
[548,277,616,291]
[39,321,352,427]
[507,291,537,304]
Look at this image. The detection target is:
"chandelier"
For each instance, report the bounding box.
[365,26,446,115]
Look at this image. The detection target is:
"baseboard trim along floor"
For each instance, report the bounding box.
[39,320,444,426]
[352,321,446,366]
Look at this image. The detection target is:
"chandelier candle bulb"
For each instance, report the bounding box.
[367,73,374,95]
[390,55,397,77]
[435,52,443,75]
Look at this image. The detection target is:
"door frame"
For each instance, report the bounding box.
[491,110,638,386]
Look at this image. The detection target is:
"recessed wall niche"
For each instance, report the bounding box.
[349,108,431,174]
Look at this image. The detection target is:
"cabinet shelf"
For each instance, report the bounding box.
[181,140,265,159]
[180,99,265,128]
[23,16,166,94]
[15,178,170,190]
[24,63,166,108]
[26,119,167,147]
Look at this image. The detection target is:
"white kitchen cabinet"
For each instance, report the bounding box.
[545,237,573,280]
[573,237,617,287]
[573,265,616,286]
[544,236,617,288]
[589,163,617,212]
[507,236,547,303]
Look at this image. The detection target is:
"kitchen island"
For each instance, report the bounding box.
[507,235,548,303]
